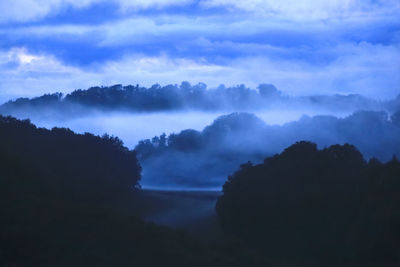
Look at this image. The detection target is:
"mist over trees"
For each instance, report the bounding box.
[135,110,400,188]
[216,141,400,265]
[0,115,244,266]
[1,81,399,265]
[1,82,395,117]
[1,113,399,266]
[135,113,269,187]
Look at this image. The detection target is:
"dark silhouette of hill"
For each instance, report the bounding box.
[0,115,141,199]
[0,116,248,266]
[135,111,400,188]
[0,82,392,116]
[2,115,399,266]
[216,141,400,266]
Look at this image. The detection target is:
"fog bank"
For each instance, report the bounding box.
[136,111,400,188]
[7,109,351,149]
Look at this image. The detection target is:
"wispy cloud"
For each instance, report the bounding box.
[202,0,400,20]
[0,0,398,101]
[0,40,398,102]
[0,0,195,23]
[116,0,192,10]
[0,0,100,23]
[3,0,399,23]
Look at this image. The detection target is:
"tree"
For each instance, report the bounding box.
[216,141,400,264]
[392,110,400,126]
[257,83,281,98]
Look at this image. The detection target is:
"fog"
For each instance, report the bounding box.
[29,111,219,149]
[2,105,399,190]
[8,108,351,149]
[135,111,400,189]
[2,83,395,118]
[0,83,399,190]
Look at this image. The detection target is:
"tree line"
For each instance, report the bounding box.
[135,110,400,187]
[0,115,239,266]
[216,141,400,266]
[1,115,399,266]
[2,82,395,114]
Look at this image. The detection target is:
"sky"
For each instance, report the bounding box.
[0,0,399,102]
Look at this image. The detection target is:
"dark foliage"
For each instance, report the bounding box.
[0,116,243,266]
[135,113,268,187]
[0,82,387,114]
[216,141,400,266]
[136,113,266,158]
[0,115,141,198]
[135,111,400,187]
[392,109,400,126]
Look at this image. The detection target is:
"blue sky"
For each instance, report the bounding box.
[0,0,399,101]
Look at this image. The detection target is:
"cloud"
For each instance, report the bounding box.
[0,0,101,23]
[5,7,396,51]
[100,43,400,100]
[0,48,93,101]
[0,48,229,101]
[0,0,194,23]
[0,41,398,103]
[116,0,192,10]
[202,0,400,21]
[1,0,399,24]
[0,1,398,101]
[223,42,400,98]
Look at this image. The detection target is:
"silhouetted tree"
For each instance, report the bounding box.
[0,83,387,114]
[392,110,400,126]
[135,111,400,187]
[217,141,400,266]
[0,115,246,267]
[257,84,281,98]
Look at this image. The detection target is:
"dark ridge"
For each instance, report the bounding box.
[217,141,400,266]
[0,115,243,267]
[0,115,141,198]
[1,115,399,266]
[0,82,391,115]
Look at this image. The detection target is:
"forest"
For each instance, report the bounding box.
[217,141,400,265]
[1,0,399,264]
[1,81,400,267]
[0,116,236,266]
[1,115,399,266]
[135,110,400,187]
[1,83,398,117]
